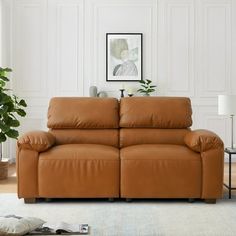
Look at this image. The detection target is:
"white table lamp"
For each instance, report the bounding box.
[218,95,236,150]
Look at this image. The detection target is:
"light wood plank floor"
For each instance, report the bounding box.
[1,164,236,197]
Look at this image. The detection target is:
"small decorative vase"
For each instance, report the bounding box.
[89,86,98,97]
[98,91,107,97]
[119,89,125,98]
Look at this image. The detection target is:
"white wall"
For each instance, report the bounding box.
[2,0,236,160]
[1,0,13,160]
[0,0,2,64]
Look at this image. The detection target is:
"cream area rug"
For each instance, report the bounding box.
[0,194,236,236]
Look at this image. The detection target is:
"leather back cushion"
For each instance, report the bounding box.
[120,128,190,147]
[120,97,192,128]
[47,97,119,129]
[49,129,119,148]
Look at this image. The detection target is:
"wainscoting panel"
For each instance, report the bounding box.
[1,0,235,160]
[84,0,158,97]
[198,0,232,97]
[48,0,84,96]
[166,0,194,96]
[12,0,48,98]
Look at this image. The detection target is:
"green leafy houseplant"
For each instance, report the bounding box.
[0,67,27,162]
[137,79,157,96]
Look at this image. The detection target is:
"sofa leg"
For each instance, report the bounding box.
[205,199,216,204]
[126,198,132,202]
[108,198,114,202]
[24,198,36,204]
[188,198,195,203]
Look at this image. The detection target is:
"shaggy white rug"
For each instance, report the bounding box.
[0,194,236,236]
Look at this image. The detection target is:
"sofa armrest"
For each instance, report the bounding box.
[184,129,224,153]
[17,131,56,152]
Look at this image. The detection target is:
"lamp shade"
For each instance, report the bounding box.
[218,95,236,115]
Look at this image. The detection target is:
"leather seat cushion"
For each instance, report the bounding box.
[38,144,119,197]
[120,144,201,198]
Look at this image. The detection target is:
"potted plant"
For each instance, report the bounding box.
[0,67,27,180]
[137,79,157,96]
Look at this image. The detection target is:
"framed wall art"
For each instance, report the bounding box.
[106,33,143,82]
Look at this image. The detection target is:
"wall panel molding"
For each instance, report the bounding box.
[12,0,48,98]
[166,0,195,96]
[198,0,232,97]
[48,0,84,96]
[84,0,158,95]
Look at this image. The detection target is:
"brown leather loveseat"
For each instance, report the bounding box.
[17,97,224,203]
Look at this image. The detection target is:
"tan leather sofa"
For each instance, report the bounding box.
[17,97,224,203]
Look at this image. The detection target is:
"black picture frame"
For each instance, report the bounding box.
[106,33,143,82]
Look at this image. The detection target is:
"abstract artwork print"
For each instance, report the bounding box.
[106,33,142,82]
